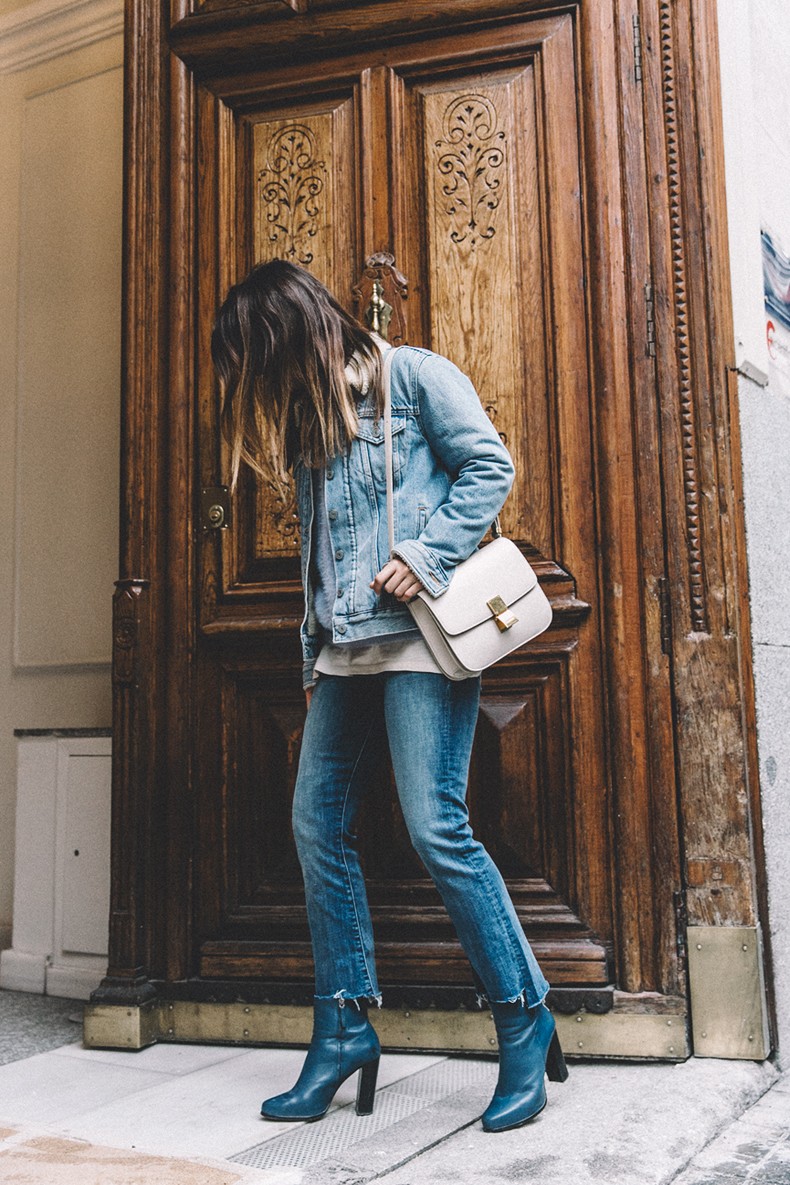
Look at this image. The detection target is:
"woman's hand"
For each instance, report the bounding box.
[371,559,425,602]
[305,686,314,709]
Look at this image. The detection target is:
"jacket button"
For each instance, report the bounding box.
[335,549,344,560]
[336,588,344,598]
[337,624,347,635]
[326,468,334,480]
[328,509,338,521]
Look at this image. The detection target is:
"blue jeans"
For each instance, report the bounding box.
[292,671,551,1009]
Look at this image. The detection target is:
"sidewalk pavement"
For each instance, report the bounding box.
[671,1076,790,1185]
[0,989,786,1185]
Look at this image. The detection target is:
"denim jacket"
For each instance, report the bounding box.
[296,345,515,688]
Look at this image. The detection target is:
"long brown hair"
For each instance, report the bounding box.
[211,259,383,492]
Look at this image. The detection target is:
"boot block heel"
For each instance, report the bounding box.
[355,1056,380,1115]
[545,1029,569,1083]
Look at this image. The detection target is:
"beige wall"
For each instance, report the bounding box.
[0,14,123,946]
[0,0,44,16]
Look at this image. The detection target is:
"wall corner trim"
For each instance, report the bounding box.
[0,0,123,75]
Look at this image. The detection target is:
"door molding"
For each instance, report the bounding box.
[0,0,123,76]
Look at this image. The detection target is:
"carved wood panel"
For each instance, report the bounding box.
[392,19,588,571]
[421,77,535,547]
[202,655,607,988]
[244,98,358,560]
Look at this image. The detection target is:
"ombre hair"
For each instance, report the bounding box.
[211,259,383,492]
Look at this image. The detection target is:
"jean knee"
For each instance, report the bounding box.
[407,812,474,873]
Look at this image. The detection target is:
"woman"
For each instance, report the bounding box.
[211,258,567,1134]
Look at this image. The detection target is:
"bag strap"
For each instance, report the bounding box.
[382,344,398,556]
[381,345,502,560]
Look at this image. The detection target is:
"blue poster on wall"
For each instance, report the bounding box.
[762,228,790,398]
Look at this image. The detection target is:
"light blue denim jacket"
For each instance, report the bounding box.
[296,345,515,688]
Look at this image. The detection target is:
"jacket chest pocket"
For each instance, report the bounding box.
[355,415,407,483]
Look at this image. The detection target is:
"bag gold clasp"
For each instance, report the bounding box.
[487,595,518,632]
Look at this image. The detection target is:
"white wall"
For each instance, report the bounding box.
[719,0,790,1062]
[0,5,123,954]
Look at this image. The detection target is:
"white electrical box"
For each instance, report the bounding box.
[0,732,111,1000]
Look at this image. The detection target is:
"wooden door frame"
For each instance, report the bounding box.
[86,0,774,1057]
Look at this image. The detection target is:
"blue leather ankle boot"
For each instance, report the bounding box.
[481,999,568,1133]
[260,996,381,1122]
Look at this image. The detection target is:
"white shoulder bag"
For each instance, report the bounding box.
[382,345,553,680]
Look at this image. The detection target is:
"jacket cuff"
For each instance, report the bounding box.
[303,660,318,690]
[391,539,450,597]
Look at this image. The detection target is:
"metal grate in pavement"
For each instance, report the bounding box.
[229,1057,497,1171]
[230,1091,425,1170]
[389,1057,496,1101]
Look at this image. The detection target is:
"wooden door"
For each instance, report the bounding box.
[92,0,770,1052]
[189,8,671,1011]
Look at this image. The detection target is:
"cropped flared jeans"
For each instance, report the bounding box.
[292,670,550,1009]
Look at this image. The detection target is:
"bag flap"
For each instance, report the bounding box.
[413,537,538,636]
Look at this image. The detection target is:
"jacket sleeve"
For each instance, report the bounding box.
[391,352,515,596]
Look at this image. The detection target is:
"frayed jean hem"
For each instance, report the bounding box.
[315,988,383,1011]
[475,984,550,1010]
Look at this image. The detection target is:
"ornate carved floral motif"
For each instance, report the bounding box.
[434,94,506,248]
[258,124,326,265]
